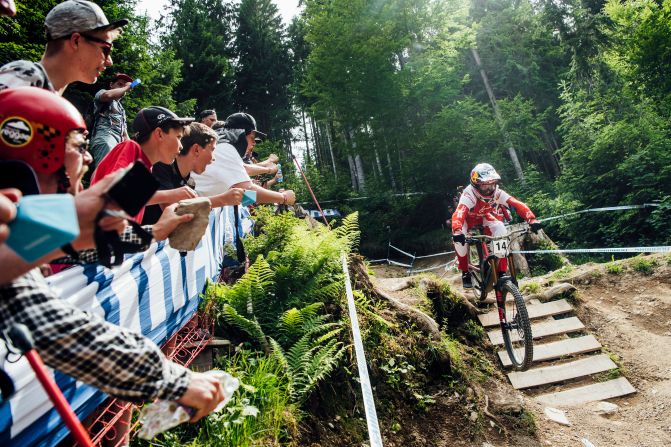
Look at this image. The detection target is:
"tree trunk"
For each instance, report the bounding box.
[347,154,358,191]
[470,47,525,182]
[354,153,366,192]
[324,120,337,180]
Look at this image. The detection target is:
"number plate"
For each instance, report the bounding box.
[491,239,509,258]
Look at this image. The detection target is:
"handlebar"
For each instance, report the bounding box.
[465,226,529,244]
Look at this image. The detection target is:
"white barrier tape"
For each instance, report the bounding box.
[388,259,413,268]
[388,244,415,259]
[369,258,388,264]
[341,254,384,447]
[513,246,671,254]
[539,203,659,223]
[414,250,455,259]
[409,259,457,273]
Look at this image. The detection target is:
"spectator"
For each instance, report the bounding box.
[143,122,243,224]
[89,72,134,166]
[193,112,296,206]
[0,86,225,420]
[198,109,217,128]
[0,0,16,17]
[91,106,198,223]
[0,0,127,95]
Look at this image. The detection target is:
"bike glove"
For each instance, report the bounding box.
[452,233,466,245]
[529,221,542,233]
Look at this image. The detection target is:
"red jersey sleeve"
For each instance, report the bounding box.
[451,203,470,233]
[506,196,536,222]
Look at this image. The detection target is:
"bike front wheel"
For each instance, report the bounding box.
[500,280,533,371]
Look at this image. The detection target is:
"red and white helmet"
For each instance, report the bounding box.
[0,87,86,175]
[470,163,501,198]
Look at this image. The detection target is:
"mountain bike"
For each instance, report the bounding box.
[466,226,533,371]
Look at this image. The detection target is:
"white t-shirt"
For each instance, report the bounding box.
[192,141,250,196]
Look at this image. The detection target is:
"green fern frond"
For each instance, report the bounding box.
[268,337,289,371]
[220,304,268,350]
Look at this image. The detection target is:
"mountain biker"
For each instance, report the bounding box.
[451,163,542,289]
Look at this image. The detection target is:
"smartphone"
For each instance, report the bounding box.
[6,194,79,262]
[105,162,159,216]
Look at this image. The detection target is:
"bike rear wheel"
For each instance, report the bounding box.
[500,280,533,371]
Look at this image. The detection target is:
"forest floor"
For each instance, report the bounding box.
[370,254,671,446]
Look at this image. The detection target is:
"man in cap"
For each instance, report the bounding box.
[89,72,135,166]
[91,106,199,223]
[193,112,296,206]
[0,87,226,422]
[197,109,218,128]
[0,0,127,94]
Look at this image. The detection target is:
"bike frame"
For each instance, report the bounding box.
[467,228,524,324]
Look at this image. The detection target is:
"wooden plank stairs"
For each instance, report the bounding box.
[478,298,636,407]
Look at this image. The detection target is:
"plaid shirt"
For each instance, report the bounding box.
[52,225,153,265]
[0,269,191,402]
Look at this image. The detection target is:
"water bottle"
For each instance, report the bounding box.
[130,79,142,89]
[276,163,283,183]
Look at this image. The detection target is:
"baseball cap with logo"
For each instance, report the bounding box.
[223,112,267,138]
[45,0,129,41]
[133,106,194,140]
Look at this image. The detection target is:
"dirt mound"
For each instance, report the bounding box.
[529,255,671,446]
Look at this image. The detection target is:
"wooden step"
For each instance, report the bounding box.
[536,377,636,407]
[507,354,616,389]
[479,299,574,327]
[487,316,585,346]
[498,335,602,367]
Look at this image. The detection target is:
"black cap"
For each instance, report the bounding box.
[224,112,267,138]
[133,106,194,139]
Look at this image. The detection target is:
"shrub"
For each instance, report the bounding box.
[630,256,658,275]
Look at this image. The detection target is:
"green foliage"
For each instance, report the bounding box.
[235,0,294,140]
[605,257,624,275]
[149,350,297,447]
[629,255,658,276]
[521,282,541,294]
[161,0,236,114]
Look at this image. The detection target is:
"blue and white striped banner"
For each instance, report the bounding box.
[0,206,248,446]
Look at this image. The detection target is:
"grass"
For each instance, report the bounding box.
[605,261,624,275]
[521,282,541,294]
[140,349,297,447]
[629,255,658,275]
[549,265,574,280]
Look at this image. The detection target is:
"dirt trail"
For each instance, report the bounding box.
[371,257,671,446]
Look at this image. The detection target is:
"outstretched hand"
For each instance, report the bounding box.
[529,221,542,234]
[152,203,194,241]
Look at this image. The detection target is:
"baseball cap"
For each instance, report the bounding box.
[113,73,133,83]
[224,112,267,138]
[133,106,194,139]
[45,0,129,41]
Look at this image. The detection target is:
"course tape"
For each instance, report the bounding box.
[539,203,659,223]
[409,258,457,273]
[388,259,413,268]
[341,254,384,447]
[414,250,455,259]
[388,244,415,259]
[513,246,671,254]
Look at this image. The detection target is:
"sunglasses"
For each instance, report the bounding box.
[79,33,113,58]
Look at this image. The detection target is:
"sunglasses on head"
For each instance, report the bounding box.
[78,33,113,58]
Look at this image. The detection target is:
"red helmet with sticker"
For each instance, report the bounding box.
[0,87,86,175]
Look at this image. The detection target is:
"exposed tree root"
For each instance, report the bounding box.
[527,282,576,301]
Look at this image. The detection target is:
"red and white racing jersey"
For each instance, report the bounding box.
[451,185,535,233]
